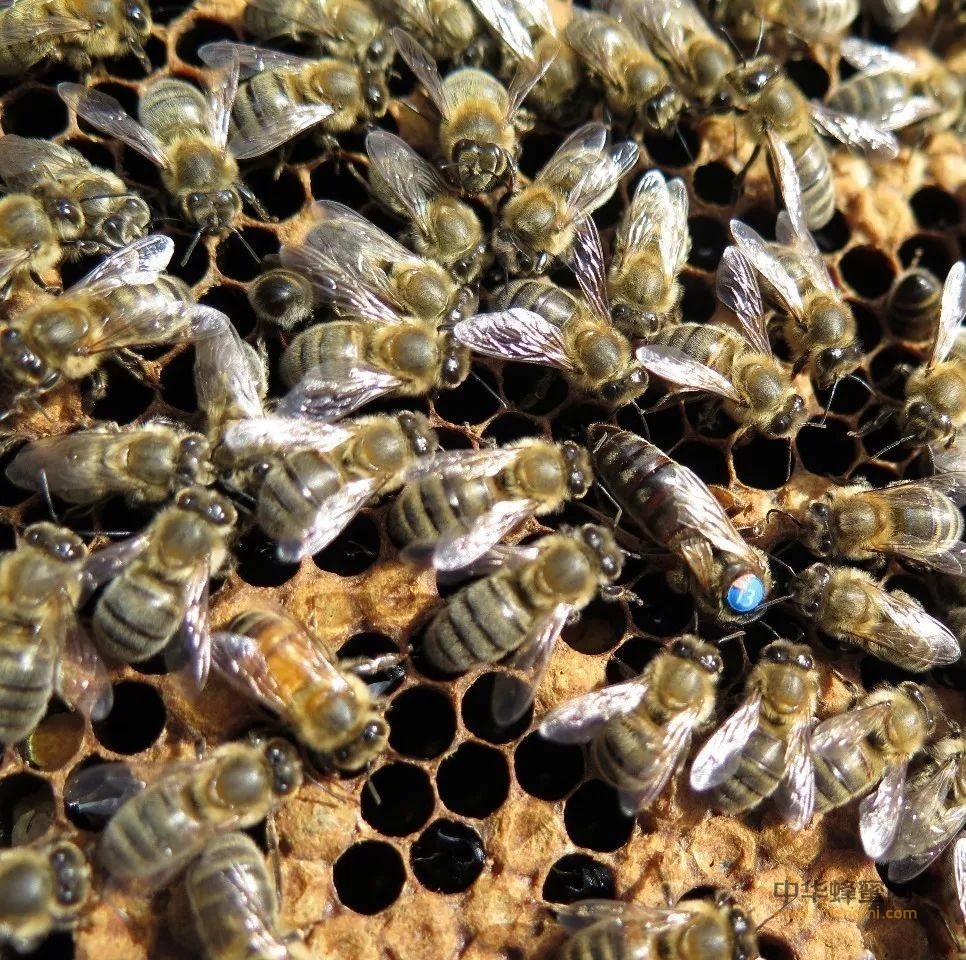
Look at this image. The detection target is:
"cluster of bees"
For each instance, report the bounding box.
[0,0,961,955]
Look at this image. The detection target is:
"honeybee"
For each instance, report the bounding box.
[589,425,773,622]
[381,0,484,63]
[365,129,488,283]
[811,682,938,859]
[563,9,683,136]
[607,170,689,339]
[698,0,857,45]
[539,635,723,815]
[0,839,91,953]
[799,472,966,576]
[248,266,316,331]
[182,831,310,960]
[727,134,862,390]
[0,0,151,75]
[388,438,593,572]
[0,523,114,746]
[638,246,807,440]
[725,56,899,230]
[91,486,237,683]
[492,121,639,274]
[690,640,819,829]
[64,737,302,890]
[6,422,214,506]
[0,194,63,295]
[551,890,758,960]
[0,235,224,418]
[886,266,945,342]
[789,563,960,672]
[392,28,551,196]
[198,40,388,151]
[455,221,650,407]
[211,608,399,772]
[423,524,624,723]
[0,135,151,256]
[898,261,966,448]
[828,38,963,138]
[58,66,270,242]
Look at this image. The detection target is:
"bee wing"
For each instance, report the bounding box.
[0,15,90,44]
[884,756,960,860]
[177,565,214,691]
[391,28,451,117]
[469,0,535,59]
[195,322,266,424]
[58,615,114,724]
[729,221,804,316]
[927,260,966,368]
[538,678,650,744]
[565,14,641,98]
[887,778,966,881]
[689,691,763,791]
[219,416,353,457]
[767,130,813,248]
[62,762,149,820]
[715,246,773,356]
[197,40,314,78]
[80,303,228,357]
[635,344,743,403]
[230,103,336,160]
[80,535,150,596]
[0,135,85,184]
[57,83,170,171]
[505,45,557,116]
[454,309,577,371]
[618,171,687,279]
[859,758,909,860]
[957,839,966,925]
[554,898,696,935]
[275,365,403,424]
[809,101,900,161]
[207,59,240,150]
[0,248,30,282]
[310,199,420,265]
[70,234,174,296]
[810,701,892,754]
[567,219,612,323]
[773,719,816,830]
[491,601,572,725]
[885,471,966,503]
[839,36,920,75]
[857,591,960,669]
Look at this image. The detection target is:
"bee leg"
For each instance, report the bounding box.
[237,182,276,224]
[82,370,110,413]
[731,142,762,207]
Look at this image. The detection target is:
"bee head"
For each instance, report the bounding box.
[258,737,303,798]
[672,635,724,676]
[437,332,472,388]
[452,140,511,195]
[397,411,437,459]
[815,340,863,389]
[175,487,237,527]
[802,499,834,556]
[0,328,49,388]
[176,434,213,485]
[789,563,831,614]
[577,524,624,582]
[23,523,87,564]
[327,710,390,773]
[902,398,953,445]
[600,366,649,407]
[726,56,780,100]
[764,393,806,439]
[363,72,389,117]
[47,843,91,914]
[101,196,152,249]
[561,442,593,499]
[181,187,242,235]
[640,85,685,136]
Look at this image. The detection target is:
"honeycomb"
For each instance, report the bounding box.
[0,0,964,958]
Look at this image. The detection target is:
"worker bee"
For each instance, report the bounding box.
[608,170,690,339]
[422,524,624,723]
[91,486,237,684]
[247,266,316,331]
[727,133,862,390]
[789,563,960,672]
[563,9,684,136]
[58,66,270,244]
[0,839,91,953]
[6,422,214,506]
[725,56,899,230]
[811,682,939,859]
[699,0,858,45]
[0,523,115,746]
[211,608,400,772]
[365,129,488,283]
[384,0,486,63]
[198,40,388,152]
[0,135,150,256]
[638,246,807,440]
[388,438,593,572]
[455,220,650,407]
[0,195,63,296]
[0,235,224,419]
[690,640,819,829]
[64,736,302,891]
[799,472,966,576]
[392,28,552,196]
[898,261,966,448]
[181,831,310,960]
[492,121,639,274]
[827,38,963,138]
[0,0,151,76]
[589,425,772,622]
[886,266,945,342]
[539,635,723,815]
[551,890,759,960]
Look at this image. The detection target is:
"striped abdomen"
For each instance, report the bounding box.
[813,741,880,811]
[826,72,909,121]
[279,323,367,388]
[590,706,669,794]
[888,489,964,549]
[494,279,581,330]
[139,79,211,145]
[0,622,54,744]
[556,919,627,960]
[256,449,342,547]
[651,323,741,371]
[706,728,786,813]
[782,123,834,230]
[388,473,495,547]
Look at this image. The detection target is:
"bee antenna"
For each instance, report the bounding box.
[232,228,261,265]
[769,552,797,582]
[37,468,62,525]
[757,619,784,642]
[870,433,916,461]
[752,16,765,58]
[717,25,745,61]
[718,630,745,644]
[673,124,694,164]
[470,370,507,408]
[757,896,798,931]
[629,401,651,440]
[181,228,203,266]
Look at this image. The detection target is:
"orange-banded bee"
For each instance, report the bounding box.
[423,524,624,723]
[493,121,639,275]
[789,564,960,672]
[365,129,488,284]
[211,607,400,773]
[899,261,966,448]
[589,424,773,622]
[799,472,966,577]
[608,169,690,339]
[388,438,593,572]
[810,682,939,860]
[455,220,650,407]
[540,635,723,815]
[638,245,807,440]
[392,28,552,196]
[0,135,150,256]
[728,133,862,390]
[690,639,819,829]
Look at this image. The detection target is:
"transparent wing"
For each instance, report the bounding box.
[536,121,608,177]
[78,303,227,357]
[454,309,576,371]
[661,178,690,278]
[230,103,336,159]
[809,101,900,161]
[219,415,352,458]
[839,36,920,75]
[887,784,966,881]
[884,756,959,862]
[539,678,649,744]
[729,221,804,317]
[58,615,114,723]
[616,171,666,268]
[243,0,341,39]
[635,344,743,402]
[57,83,169,170]
[0,15,90,44]
[177,565,213,691]
[391,28,450,116]
[80,535,150,596]
[567,218,612,324]
[621,707,701,814]
[956,838,966,925]
[859,759,908,859]
[309,199,419,265]
[853,590,960,670]
[766,130,810,245]
[554,898,696,936]
[810,701,892,754]
[197,40,314,77]
[208,60,240,149]
[773,719,816,830]
[469,0,535,59]
[715,246,773,355]
[194,322,266,424]
[928,261,966,368]
[0,135,87,185]
[689,692,762,791]
[505,46,557,116]
[71,234,174,296]
[0,248,30,283]
[275,364,403,423]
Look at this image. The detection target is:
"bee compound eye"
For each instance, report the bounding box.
[725,573,765,614]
